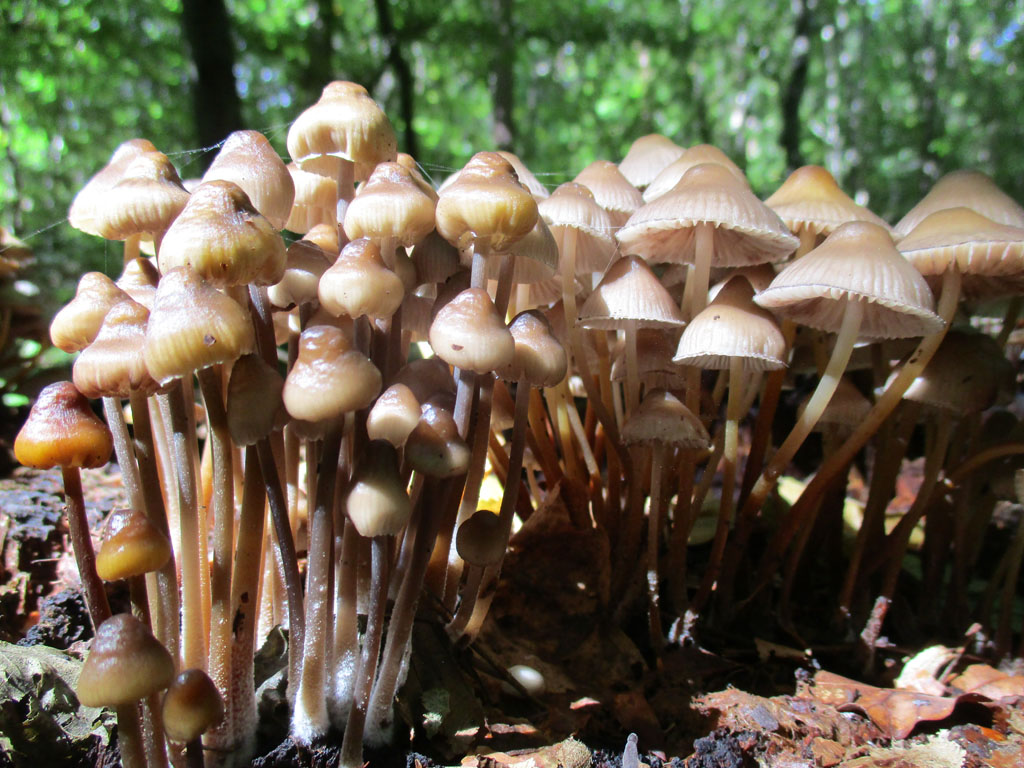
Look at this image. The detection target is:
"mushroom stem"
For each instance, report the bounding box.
[114,703,148,768]
[62,465,111,628]
[646,442,668,653]
[330,516,360,726]
[102,397,144,511]
[693,356,744,613]
[123,233,141,265]
[624,322,641,416]
[293,421,343,744]
[753,264,960,591]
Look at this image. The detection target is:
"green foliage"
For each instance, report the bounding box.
[1,0,1022,306]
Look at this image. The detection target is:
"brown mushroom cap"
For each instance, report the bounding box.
[202,130,296,230]
[435,152,539,253]
[578,254,685,330]
[158,179,287,287]
[226,353,285,445]
[318,237,405,319]
[765,165,892,237]
[76,613,175,707]
[73,298,160,399]
[286,81,398,174]
[429,287,515,373]
[50,272,132,353]
[162,668,225,743]
[755,221,944,341]
[496,310,568,387]
[366,383,422,447]
[496,151,549,201]
[95,507,172,581]
[143,266,255,383]
[574,160,643,227]
[267,235,333,309]
[673,276,786,371]
[391,356,457,404]
[483,215,560,284]
[15,382,113,470]
[894,169,1024,239]
[282,325,382,421]
[345,441,412,537]
[116,257,161,310]
[69,139,159,237]
[284,162,338,234]
[618,134,686,189]
[405,402,470,478]
[456,509,506,567]
[617,163,799,267]
[343,161,438,248]
[621,388,710,450]
[92,150,190,241]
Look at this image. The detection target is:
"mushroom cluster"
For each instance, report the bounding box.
[20,83,1024,766]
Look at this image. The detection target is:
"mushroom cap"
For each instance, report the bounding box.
[96,507,172,581]
[391,356,457,404]
[894,169,1024,239]
[50,272,132,354]
[73,298,160,399]
[497,310,568,387]
[618,134,686,189]
[411,230,462,285]
[765,165,892,237]
[573,160,643,226]
[456,509,506,567]
[346,441,412,537]
[92,150,190,241]
[367,383,422,447]
[159,180,287,287]
[617,163,799,266]
[15,382,113,470]
[642,143,748,203]
[202,130,295,230]
[898,207,1024,300]
[116,257,161,310]
[611,328,687,390]
[755,221,944,341]
[429,288,515,373]
[483,215,560,284]
[621,389,710,449]
[798,375,871,430]
[69,139,159,236]
[162,669,225,743]
[496,151,549,201]
[405,402,470,478]
[579,254,685,330]
[318,237,405,320]
[226,353,285,445]
[76,613,175,707]
[343,161,437,247]
[673,276,786,370]
[143,266,255,383]
[267,236,333,309]
[284,162,338,234]
[435,152,539,253]
[286,81,398,172]
[539,182,616,274]
[283,325,381,421]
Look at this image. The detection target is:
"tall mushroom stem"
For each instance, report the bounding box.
[114,702,148,768]
[62,466,111,628]
[646,441,668,653]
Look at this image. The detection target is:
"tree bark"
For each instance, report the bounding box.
[373,0,419,158]
[490,0,516,151]
[780,0,817,172]
[180,0,244,168]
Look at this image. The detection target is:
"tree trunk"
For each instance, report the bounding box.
[373,0,419,158]
[490,0,516,151]
[780,0,816,172]
[180,0,244,168]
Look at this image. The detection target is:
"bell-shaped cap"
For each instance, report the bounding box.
[617,163,799,266]
[642,144,748,203]
[429,287,514,372]
[92,151,190,241]
[673,276,786,371]
[579,255,684,330]
[116,257,161,310]
[287,81,398,174]
[73,298,160,399]
[76,613,175,707]
[765,165,891,237]
[435,152,539,253]
[162,669,225,743]
[497,310,567,387]
[894,169,1024,239]
[344,162,437,247]
[574,160,643,228]
[391,356,457,405]
[484,215,560,284]
[318,237,405,319]
[227,353,285,445]
[621,388,710,450]
[202,130,295,230]
[51,272,131,353]
[496,151,549,201]
[456,509,506,567]
[69,139,159,236]
[618,134,686,189]
[267,235,333,310]
[411,230,461,285]
[755,221,944,341]
[611,328,687,391]
[95,507,172,581]
[540,182,616,274]
[405,402,470,478]
[15,382,113,470]
[159,180,287,287]
[284,162,338,234]
[367,383,422,447]
[345,441,412,537]
[283,325,381,421]
[143,266,255,383]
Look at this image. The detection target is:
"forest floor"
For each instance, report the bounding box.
[1,448,1023,768]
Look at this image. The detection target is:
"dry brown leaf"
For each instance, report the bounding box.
[951,664,1024,700]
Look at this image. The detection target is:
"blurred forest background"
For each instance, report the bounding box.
[1,0,1023,388]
